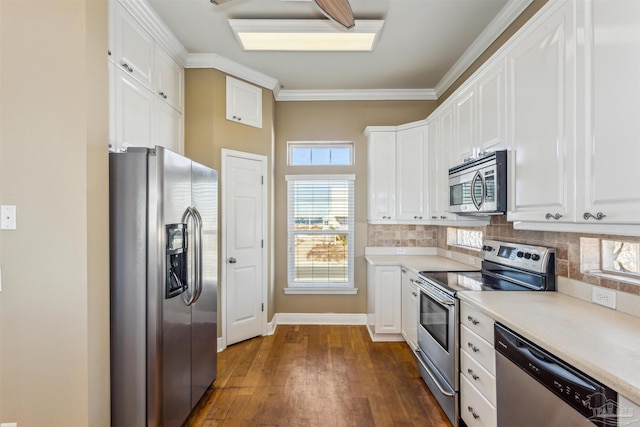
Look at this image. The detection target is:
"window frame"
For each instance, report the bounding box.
[287,141,354,167]
[446,227,483,251]
[600,239,640,279]
[284,174,356,295]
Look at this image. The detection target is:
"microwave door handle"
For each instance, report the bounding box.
[470,171,483,210]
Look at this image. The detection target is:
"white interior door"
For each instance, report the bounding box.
[223,151,265,346]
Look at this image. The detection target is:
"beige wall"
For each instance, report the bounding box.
[0,0,110,426]
[274,101,436,313]
[184,68,276,330]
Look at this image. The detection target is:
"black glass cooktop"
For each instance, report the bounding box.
[418,270,535,294]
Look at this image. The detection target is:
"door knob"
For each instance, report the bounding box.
[228,257,237,264]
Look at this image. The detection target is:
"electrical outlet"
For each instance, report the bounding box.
[396,248,406,255]
[1,422,18,427]
[592,287,616,309]
[0,205,16,230]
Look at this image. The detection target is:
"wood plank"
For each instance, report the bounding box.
[184,325,451,427]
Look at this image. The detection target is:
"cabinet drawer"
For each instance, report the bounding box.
[461,349,496,405]
[461,326,495,375]
[461,302,495,344]
[461,375,497,427]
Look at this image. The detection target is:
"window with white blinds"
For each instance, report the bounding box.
[286,174,355,290]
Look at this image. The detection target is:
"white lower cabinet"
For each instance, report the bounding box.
[460,302,497,427]
[400,268,418,349]
[461,375,497,427]
[366,264,402,341]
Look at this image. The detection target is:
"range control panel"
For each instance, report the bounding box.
[481,239,554,274]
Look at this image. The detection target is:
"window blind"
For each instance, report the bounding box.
[286,175,355,287]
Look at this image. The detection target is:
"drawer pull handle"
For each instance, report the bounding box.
[467,342,479,353]
[467,315,479,325]
[467,368,479,380]
[467,406,480,419]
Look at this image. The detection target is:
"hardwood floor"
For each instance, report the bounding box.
[185,325,451,427]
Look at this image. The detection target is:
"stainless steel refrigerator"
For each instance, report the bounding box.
[110,146,218,427]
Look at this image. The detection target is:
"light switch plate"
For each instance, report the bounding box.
[1,205,16,230]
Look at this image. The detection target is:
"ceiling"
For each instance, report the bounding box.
[146,0,530,100]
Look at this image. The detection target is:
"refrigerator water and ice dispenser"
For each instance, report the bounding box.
[166,223,188,298]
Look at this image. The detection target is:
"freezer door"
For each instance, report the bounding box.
[191,161,218,406]
[154,147,194,427]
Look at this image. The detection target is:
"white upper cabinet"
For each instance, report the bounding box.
[110,1,154,90]
[575,0,640,224]
[367,130,397,222]
[396,125,429,221]
[451,60,507,165]
[506,0,576,223]
[113,64,154,150]
[454,86,476,164]
[428,106,457,221]
[154,97,183,154]
[476,62,507,155]
[226,76,263,128]
[155,46,184,112]
[109,0,186,154]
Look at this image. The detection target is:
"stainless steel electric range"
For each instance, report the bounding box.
[413,239,556,427]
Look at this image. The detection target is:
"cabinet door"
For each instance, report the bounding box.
[477,61,507,154]
[577,0,640,224]
[226,76,262,128]
[155,99,183,154]
[438,104,456,221]
[112,2,154,90]
[374,266,402,334]
[114,67,154,150]
[155,47,184,112]
[507,1,575,222]
[401,276,419,349]
[396,125,429,221]
[367,131,396,222]
[454,87,477,165]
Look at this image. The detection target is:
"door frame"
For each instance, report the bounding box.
[220,149,268,350]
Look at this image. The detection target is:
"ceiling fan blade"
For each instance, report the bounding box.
[210,0,234,4]
[313,0,355,29]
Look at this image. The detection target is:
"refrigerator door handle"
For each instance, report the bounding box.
[181,207,199,306]
[191,206,204,304]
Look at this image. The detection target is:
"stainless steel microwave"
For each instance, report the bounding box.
[448,150,507,215]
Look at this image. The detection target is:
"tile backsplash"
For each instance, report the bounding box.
[368,216,640,296]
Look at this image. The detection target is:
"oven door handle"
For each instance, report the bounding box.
[414,349,455,397]
[418,284,455,306]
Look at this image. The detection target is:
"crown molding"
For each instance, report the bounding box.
[119,0,189,66]
[186,53,280,94]
[434,0,533,98]
[276,88,437,102]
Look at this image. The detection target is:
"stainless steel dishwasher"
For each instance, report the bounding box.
[494,323,618,427]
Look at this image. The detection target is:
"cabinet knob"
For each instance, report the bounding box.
[414,215,422,219]
[440,215,447,220]
[467,342,479,353]
[228,257,237,264]
[382,216,391,220]
[467,315,479,325]
[159,91,168,99]
[431,216,438,219]
[233,115,242,121]
[583,212,606,221]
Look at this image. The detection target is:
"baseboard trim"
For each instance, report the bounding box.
[267,319,277,336]
[366,324,404,342]
[275,313,367,325]
[217,337,224,353]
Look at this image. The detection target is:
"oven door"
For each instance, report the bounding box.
[416,283,457,387]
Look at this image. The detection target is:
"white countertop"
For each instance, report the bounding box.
[458,291,640,403]
[364,247,481,273]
